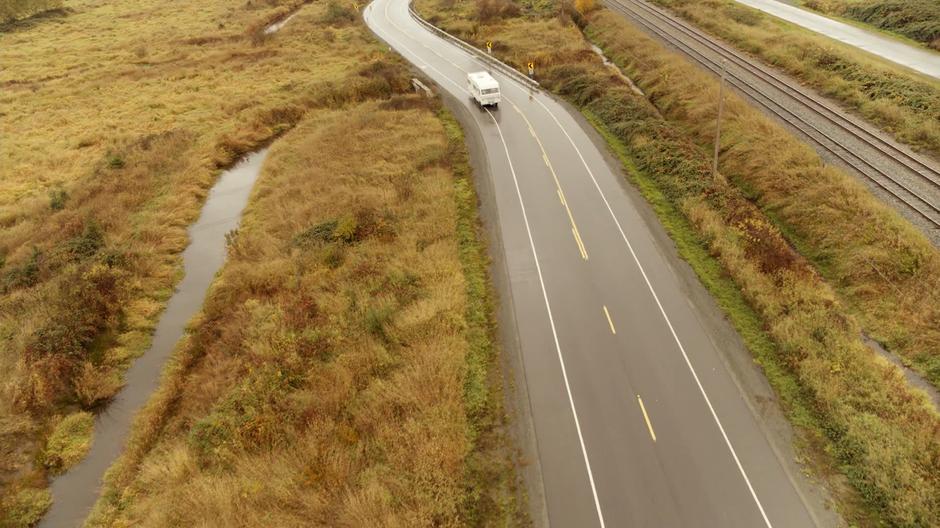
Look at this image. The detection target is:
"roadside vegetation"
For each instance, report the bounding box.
[87,93,518,526]
[647,0,940,160]
[0,0,62,25]
[586,7,940,412]
[802,0,940,50]
[1,0,518,525]
[415,0,940,524]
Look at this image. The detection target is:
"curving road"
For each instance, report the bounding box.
[365,1,835,526]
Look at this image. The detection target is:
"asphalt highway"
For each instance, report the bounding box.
[365,2,830,525]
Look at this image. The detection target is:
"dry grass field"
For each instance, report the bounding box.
[85,98,517,526]
[1,0,517,525]
[416,0,940,524]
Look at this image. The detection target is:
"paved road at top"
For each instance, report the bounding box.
[735,0,940,79]
[366,1,833,526]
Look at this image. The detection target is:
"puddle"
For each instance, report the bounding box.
[864,334,940,412]
[264,12,298,34]
[38,149,269,527]
[590,43,645,97]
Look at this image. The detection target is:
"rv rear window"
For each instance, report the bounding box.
[481,88,499,95]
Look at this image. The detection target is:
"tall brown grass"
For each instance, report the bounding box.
[85,95,519,526]
[0,0,62,24]
[415,0,940,524]
[2,0,489,523]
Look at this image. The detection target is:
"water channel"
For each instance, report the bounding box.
[38,150,268,527]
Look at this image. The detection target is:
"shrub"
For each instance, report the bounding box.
[574,0,596,15]
[320,243,345,268]
[48,188,68,211]
[73,363,123,407]
[725,3,761,26]
[382,270,423,305]
[293,219,339,246]
[294,209,385,248]
[106,153,125,169]
[333,214,359,243]
[3,247,42,291]
[16,264,124,410]
[188,367,300,465]
[62,220,105,261]
[476,0,520,22]
[364,304,395,342]
[42,412,94,472]
[321,0,356,26]
[0,487,51,527]
[358,59,412,94]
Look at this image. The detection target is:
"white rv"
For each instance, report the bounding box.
[467,71,500,107]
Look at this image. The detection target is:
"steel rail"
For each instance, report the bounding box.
[620,0,940,185]
[605,0,940,229]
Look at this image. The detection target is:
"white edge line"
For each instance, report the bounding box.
[369,2,607,526]
[387,2,774,520]
[530,95,774,527]
[486,109,607,528]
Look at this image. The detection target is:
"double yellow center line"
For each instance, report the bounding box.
[513,101,588,261]
[511,103,666,448]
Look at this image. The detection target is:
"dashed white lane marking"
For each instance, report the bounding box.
[371,3,607,526]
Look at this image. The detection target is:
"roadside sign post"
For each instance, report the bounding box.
[527,61,534,78]
[712,59,726,183]
[486,41,493,54]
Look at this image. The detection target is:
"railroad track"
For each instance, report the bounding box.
[604,0,940,230]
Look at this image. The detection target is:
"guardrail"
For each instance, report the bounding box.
[411,77,433,97]
[406,2,541,90]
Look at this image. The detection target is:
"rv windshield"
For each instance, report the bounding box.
[481,88,499,95]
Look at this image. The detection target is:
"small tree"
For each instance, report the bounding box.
[574,0,596,15]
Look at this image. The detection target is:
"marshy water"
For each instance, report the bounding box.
[864,334,940,413]
[590,43,645,97]
[38,150,268,527]
[264,12,298,34]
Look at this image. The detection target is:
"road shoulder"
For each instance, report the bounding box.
[561,95,842,527]
[441,90,549,528]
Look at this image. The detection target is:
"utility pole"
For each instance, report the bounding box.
[712,59,727,182]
